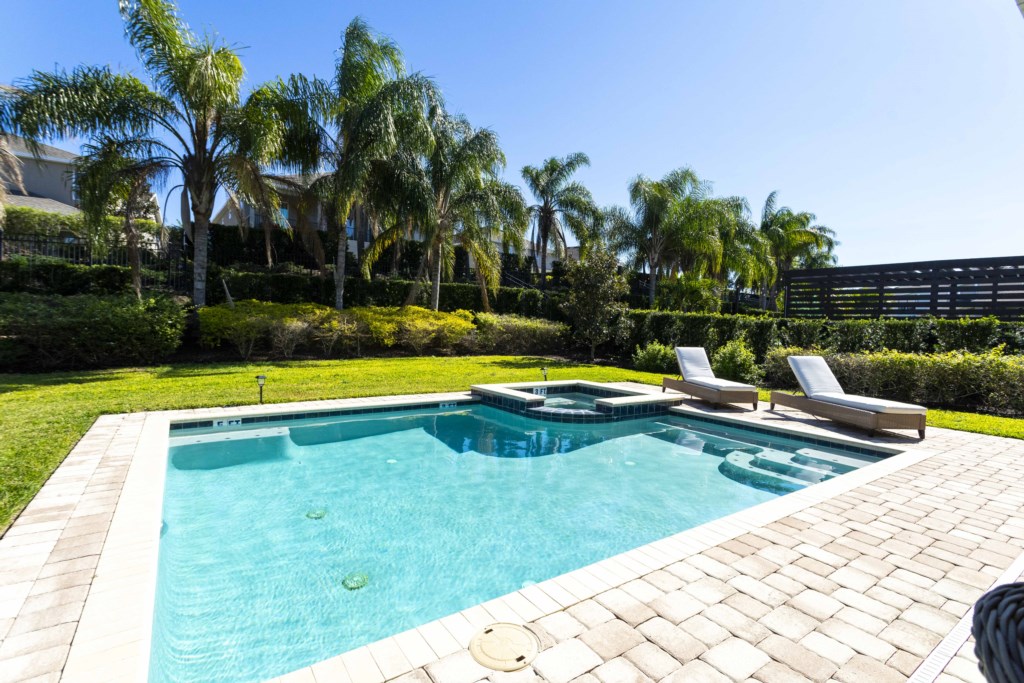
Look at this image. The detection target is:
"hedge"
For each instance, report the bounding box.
[0,258,136,295]
[206,267,560,318]
[620,310,1024,360]
[0,260,560,317]
[2,205,161,239]
[763,346,1024,416]
[0,293,186,370]
[197,301,568,359]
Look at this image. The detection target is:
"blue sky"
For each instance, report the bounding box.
[4,0,1024,266]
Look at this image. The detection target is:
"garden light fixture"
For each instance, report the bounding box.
[256,374,266,404]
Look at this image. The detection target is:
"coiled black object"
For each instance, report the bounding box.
[972,583,1024,683]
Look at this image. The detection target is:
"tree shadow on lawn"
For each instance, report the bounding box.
[484,357,593,370]
[0,369,132,394]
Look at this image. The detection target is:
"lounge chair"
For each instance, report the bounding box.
[662,347,758,410]
[770,355,926,438]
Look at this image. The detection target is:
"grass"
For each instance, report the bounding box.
[2,357,1021,533]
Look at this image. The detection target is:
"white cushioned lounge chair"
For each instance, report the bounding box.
[770,355,926,438]
[662,347,758,410]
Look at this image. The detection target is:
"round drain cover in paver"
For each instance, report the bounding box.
[468,623,540,672]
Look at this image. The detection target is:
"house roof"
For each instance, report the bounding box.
[3,135,79,163]
[3,193,81,215]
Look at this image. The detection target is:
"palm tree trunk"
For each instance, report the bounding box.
[192,212,211,307]
[125,216,142,301]
[355,205,365,266]
[475,268,492,313]
[430,243,442,311]
[539,222,549,291]
[390,230,401,276]
[335,229,348,310]
[648,257,657,307]
[263,222,273,268]
[404,249,429,306]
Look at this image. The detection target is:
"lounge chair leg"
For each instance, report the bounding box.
[752,400,758,410]
[769,402,775,410]
[918,428,926,439]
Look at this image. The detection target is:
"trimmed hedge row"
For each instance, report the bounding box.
[197,301,569,359]
[206,268,561,318]
[0,292,186,370]
[2,205,161,239]
[0,260,560,318]
[621,310,1024,360]
[0,258,139,295]
[763,346,1024,416]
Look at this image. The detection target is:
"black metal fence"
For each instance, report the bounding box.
[782,255,1024,320]
[0,229,191,293]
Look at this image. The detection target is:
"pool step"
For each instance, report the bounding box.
[719,448,838,494]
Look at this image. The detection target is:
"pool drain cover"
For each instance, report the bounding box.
[469,623,539,672]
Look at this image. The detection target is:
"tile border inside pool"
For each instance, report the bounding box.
[14,383,996,683]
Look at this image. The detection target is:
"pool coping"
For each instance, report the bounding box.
[1,383,1016,683]
[470,380,686,422]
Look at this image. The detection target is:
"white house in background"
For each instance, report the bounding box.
[212,174,373,254]
[2,135,162,224]
[213,173,575,272]
[2,135,80,216]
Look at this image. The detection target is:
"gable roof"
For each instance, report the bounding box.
[3,194,80,215]
[3,135,79,163]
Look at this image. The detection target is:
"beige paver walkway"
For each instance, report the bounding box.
[1,386,1023,683]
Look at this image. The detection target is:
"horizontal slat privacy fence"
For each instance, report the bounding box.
[781,255,1024,320]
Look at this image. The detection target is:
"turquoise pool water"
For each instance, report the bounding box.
[150,405,882,683]
[543,391,601,409]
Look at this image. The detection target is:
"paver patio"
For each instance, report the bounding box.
[1,384,1022,683]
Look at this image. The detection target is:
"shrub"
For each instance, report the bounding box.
[0,293,185,370]
[621,310,1024,361]
[2,205,160,240]
[348,306,475,354]
[198,301,343,360]
[712,340,762,385]
[764,346,1024,416]
[562,248,629,359]
[0,258,134,295]
[205,267,553,317]
[632,341,677,374]
[763,346,807,390]
[472,313,567,355]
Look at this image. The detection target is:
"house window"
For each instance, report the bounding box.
[279,207,290,225]
[346,219,355,238]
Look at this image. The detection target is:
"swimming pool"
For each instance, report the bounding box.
[150,403,886,683]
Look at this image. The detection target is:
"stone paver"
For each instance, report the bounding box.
[3,387,1024,683]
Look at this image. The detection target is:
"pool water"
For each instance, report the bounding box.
[150,405,882,683]
[542,391,601,409]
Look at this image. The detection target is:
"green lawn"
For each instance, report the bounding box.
[2,356,1021,534]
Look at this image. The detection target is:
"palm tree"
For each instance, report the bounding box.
[608,167,717,306]
[758,191,836,310]
[269,18,438,309]
[521,153,597,289]
[362,111,527,311]
[712,197,774,312]
[11,0,284,306]
[74,138,170,299]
